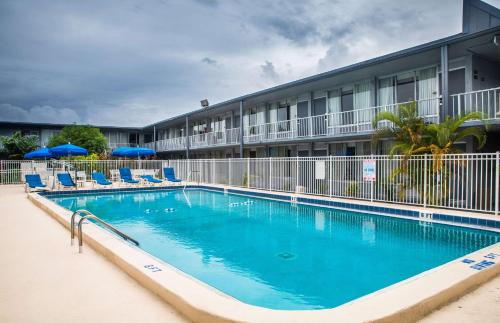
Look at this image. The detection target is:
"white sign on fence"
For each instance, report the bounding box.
[363,159,376,182]
[315,160,325,180]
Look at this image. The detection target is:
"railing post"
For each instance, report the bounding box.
[370,154,374,202]
[423,154,428,208]
[309,116,313,137]
[495,151,499,216]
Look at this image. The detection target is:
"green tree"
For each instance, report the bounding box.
[48,125,108,154]
[423,112,487,171]
[372,101,428,157]
[372,103,488,204]
[0,131,39,159]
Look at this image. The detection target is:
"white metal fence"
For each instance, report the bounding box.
[2,154,499,214]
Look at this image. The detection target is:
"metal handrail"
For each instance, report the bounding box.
[71,209,93,245]
[70,209,139,253]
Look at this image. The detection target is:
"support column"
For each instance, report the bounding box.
[239,100,244,157]
[440,45,449,123]
[185,116,190,159]
[153,125,157,152]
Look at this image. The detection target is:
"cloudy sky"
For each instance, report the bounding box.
[1,0,499,127]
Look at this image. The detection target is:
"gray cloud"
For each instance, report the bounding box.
[202,57,219,66]
[260,61,280,82]
[1,0,497,126]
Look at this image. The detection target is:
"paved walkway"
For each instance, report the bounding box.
[0,185,499,323]
[420,275,500,323]
[0,185,188,323]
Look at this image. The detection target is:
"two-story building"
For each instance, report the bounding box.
[1,0,500,159]
[140,0,500,159]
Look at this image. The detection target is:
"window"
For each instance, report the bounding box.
[341,90,353,111]
[277,104,289,121]
[312,97,326,116]
[396,76,415,103]
[297,101,308,118]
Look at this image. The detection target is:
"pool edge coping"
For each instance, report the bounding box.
[28,189,500,323]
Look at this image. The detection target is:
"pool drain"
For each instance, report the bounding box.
[276,252,296,260]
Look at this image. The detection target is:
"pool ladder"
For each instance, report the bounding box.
[70,209,139,253]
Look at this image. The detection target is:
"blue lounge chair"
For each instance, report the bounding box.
[92,172,112,186]
[57,173,77,189]
[119,168,140,184]
[140,175,163,184]
[25,174,49,192]
[163,167,182,183]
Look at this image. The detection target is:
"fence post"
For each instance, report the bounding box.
[423,154,428,208]
[370,154,374,202]
[329,155,333,198]
[247,157,250,188]
[296,156,299,193]
[229,158,232,186]
[212,158,215,184]
[269,157,272,190]
[495,151,499,216]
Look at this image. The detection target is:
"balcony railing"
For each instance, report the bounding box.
[244,97,440,143]
[189,128,240,149]
[146,137,187,152]
[450,87,500,120]
[108,143,140,149]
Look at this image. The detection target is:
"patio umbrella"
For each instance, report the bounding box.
[24,147,53,159]
[49,143,88,157]
[111,147,156,159]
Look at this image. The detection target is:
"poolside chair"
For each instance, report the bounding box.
[119,167,140,185]
[163,167,182,184]
[57,173,77,190]
[140,175,163,185]
[24,174,50,192]
[91,171,113,187]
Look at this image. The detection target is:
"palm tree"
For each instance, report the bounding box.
[372,101,427,157]
[372,103,488,204]
[423,112,487,171]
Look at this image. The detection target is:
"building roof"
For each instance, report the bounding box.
[0,120,141,131]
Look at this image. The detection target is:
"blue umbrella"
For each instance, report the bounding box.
[24,147,53,159]
[111,147,156,158]
[49,143,88,157]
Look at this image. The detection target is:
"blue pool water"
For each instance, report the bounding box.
[49,189,500,310]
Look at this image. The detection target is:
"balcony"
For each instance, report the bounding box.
[144,137,187,152]
[108,142,140,149]
[145,88,500,152]
[189,128,240,149]
[244,97,440,143]
[450,87,500,120]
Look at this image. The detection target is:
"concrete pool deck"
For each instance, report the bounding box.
[0,184,499,322]
[0,185,188,323]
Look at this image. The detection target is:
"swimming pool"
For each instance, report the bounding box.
[48,188,500,310]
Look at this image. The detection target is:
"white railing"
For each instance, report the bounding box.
[244,98,440,143]
[450,87,500,120]
[3,153,499,214]
[108,143,140,149]
[189,128,240,149]
[144,137,187,151]
[154,137,187,151]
